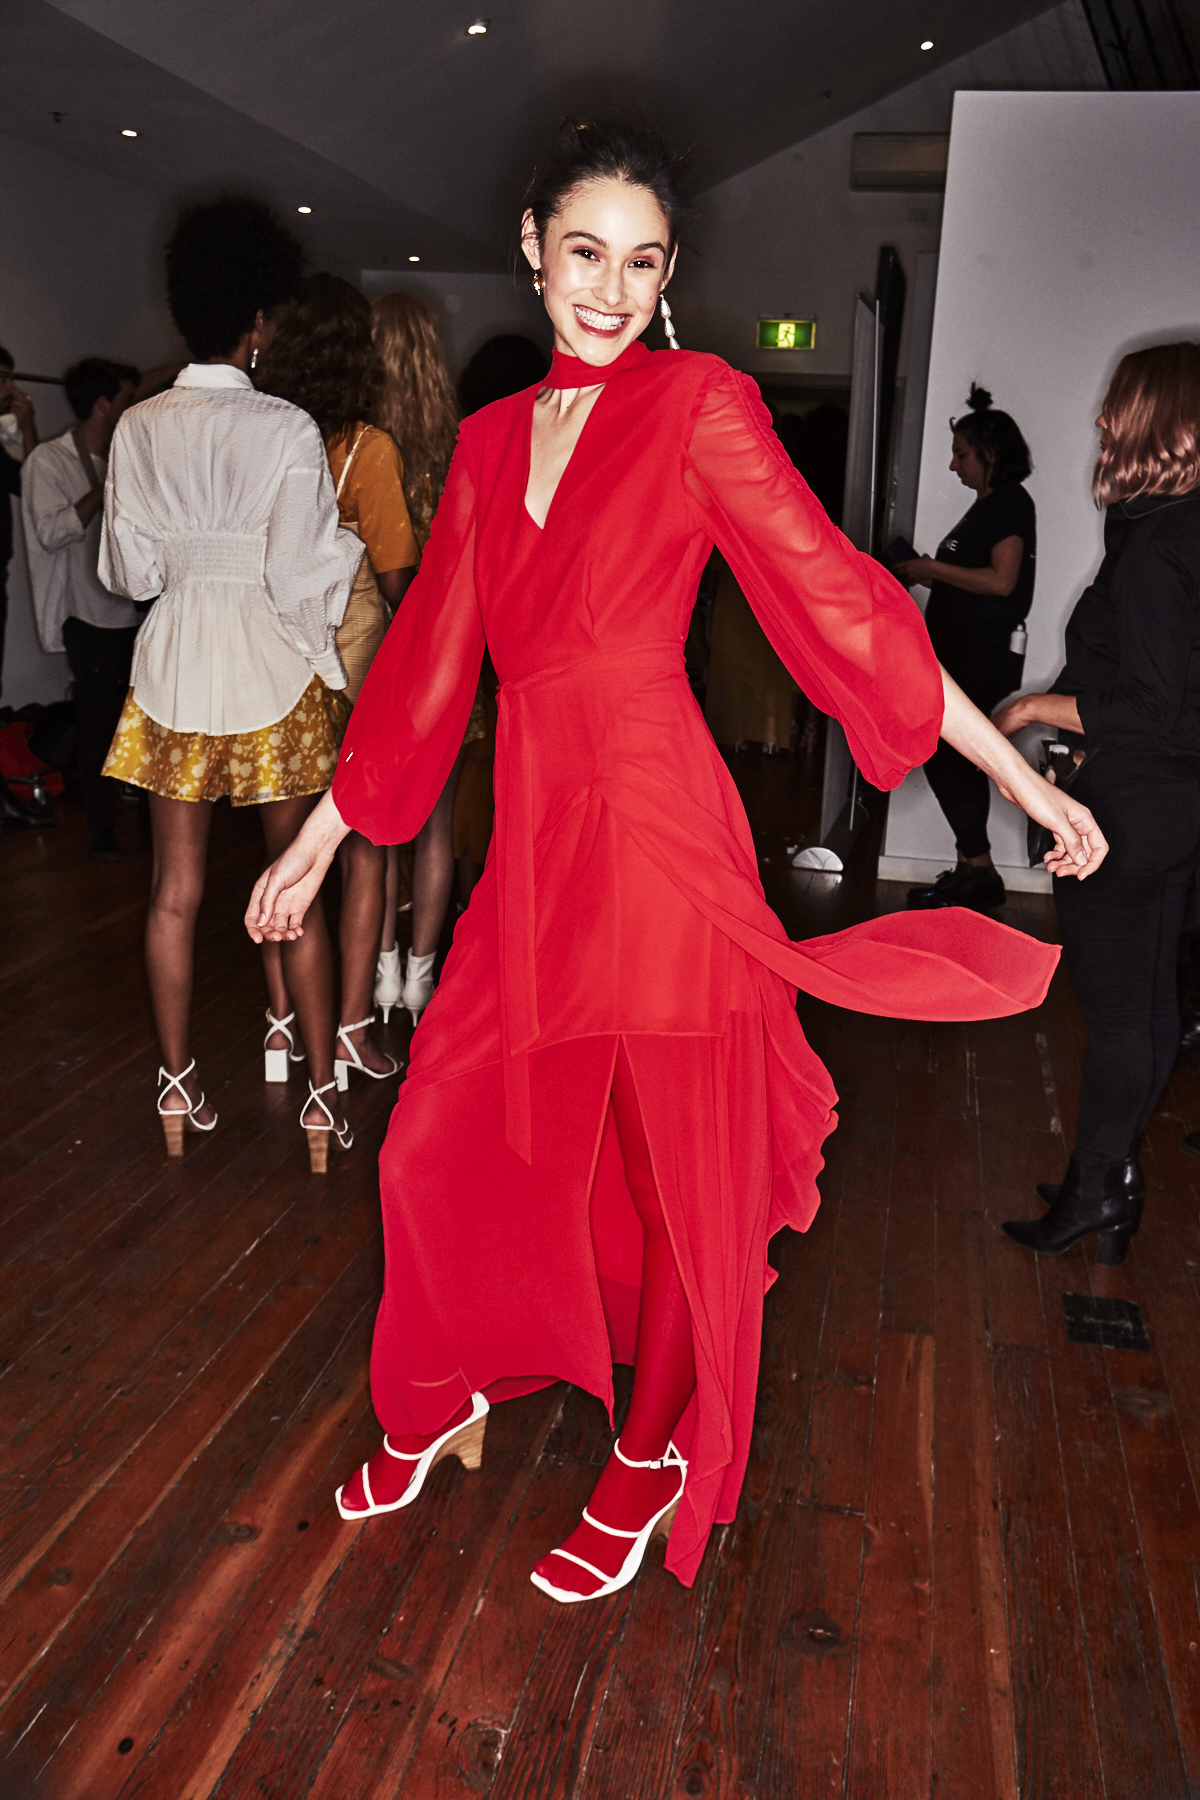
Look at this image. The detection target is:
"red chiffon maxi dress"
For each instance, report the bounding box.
[333,339,1056,1587]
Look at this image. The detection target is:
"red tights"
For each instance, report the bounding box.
[342,1041,697,1595]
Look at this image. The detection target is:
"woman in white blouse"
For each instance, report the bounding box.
[101,198,363,1169]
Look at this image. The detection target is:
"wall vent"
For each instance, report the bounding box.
[850,134,949,192]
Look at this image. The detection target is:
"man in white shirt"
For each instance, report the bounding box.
[23,357,141,859]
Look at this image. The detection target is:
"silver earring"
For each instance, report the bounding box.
[250,345,259,371]
[660,291,680,350]
[532,269,545,298]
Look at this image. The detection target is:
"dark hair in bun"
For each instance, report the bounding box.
[951,382,1032,486]
[523,115,690,257]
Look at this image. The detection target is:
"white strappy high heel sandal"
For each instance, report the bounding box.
[333,1016,400,1092]
[529,1437,687,1605]
[302,1079,354,1173]
[157,1060,218,1158]
[263,1008,306,1083]
[334,1392,489,1520]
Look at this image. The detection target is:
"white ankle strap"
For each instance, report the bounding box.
[337,1017,374,1045]
[304,1079,337,1128]
[266,1009,296,1030]
[581,1506,639,1541]
[612,1436,685,1474]
[157,1060,199,1114]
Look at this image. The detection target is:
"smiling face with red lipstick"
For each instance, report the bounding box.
[520,177,677,370]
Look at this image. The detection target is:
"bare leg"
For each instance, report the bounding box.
[532,1041,696,1595]
[260,940,294,1054]
[337,830,393,1073]
[381,845,400,953]
[457,855,484,910]
[145,793,217,1122]
[411,748,467,958]
[257,795,346,1132]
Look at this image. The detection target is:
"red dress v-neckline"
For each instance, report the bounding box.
[523,383,604,533]
[524,338,656,529]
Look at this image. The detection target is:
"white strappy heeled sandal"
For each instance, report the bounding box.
[529,1437,687,1605]
[302,1079,354,1173]
[263,1008,306,1083]
[333,1015,400,1092]
[156,1060,217,1158]
[334,1392,489,1520]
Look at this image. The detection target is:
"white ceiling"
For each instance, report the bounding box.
[7,0,1065,270]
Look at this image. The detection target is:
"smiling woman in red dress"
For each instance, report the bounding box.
[247,119,1106,1604]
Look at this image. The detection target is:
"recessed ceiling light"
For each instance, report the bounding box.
[920,39,933,50]
[408,254,420,262]
[297,206,312,215]
[467,19,488,34]
[121,128,138,137]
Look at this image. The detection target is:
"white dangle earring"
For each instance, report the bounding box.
[660,291,680,350]
[250,345,259,371]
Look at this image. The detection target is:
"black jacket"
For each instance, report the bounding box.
[1056,490,1200,758]
[0,446,20,572]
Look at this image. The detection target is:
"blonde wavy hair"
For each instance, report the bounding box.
[1094,342,1200,506]
[370,291,459,542]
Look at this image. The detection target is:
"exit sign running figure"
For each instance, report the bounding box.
[756,318,816,350]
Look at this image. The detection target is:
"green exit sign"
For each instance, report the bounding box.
[756,317,815,350]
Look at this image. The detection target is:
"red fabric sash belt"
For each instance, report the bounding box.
[493,644,1059,1162]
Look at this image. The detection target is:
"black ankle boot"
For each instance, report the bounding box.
[1004,1156,1143,1266]
[1037,1154,1143,1209]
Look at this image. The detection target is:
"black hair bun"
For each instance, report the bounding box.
[966,382,993,412]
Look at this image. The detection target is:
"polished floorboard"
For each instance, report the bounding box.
[4,758,1200,1798]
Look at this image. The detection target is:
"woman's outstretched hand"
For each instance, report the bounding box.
[1010,773,1108,880]
[246,789,350,942]
[938,666,1107,881]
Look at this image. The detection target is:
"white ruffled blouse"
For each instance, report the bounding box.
[99,363,363,736]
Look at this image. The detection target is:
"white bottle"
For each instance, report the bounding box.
[1009,622,1028,655]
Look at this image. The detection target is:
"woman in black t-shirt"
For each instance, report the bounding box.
[895,386,1036,913]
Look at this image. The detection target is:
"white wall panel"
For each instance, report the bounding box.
[882,89,1200,885]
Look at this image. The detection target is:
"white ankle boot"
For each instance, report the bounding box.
[373,946,402,1022]
[402,950,436,1027]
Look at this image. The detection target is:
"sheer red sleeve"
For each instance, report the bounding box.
[683,363,942,790]
[331,425,484,845]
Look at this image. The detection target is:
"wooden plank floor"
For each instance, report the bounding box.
[4,765,1200,1797]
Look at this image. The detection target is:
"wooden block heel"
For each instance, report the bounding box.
[440,1412,487,1471]
[652,1496,681,1542]
[156,1060,217,1159]
[302,1080,353,1173]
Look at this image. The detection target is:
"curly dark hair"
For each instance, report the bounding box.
[951,383,1033,487]
[165,197,305,362]
[256,272,379,443]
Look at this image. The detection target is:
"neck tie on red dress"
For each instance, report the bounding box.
[541,339,654,389]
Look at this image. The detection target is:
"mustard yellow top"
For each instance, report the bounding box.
[326,424,418,575]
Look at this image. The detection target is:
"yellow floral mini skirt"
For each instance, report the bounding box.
[103,677,350,806]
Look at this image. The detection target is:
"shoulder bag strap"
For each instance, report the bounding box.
[334,424,368,501]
